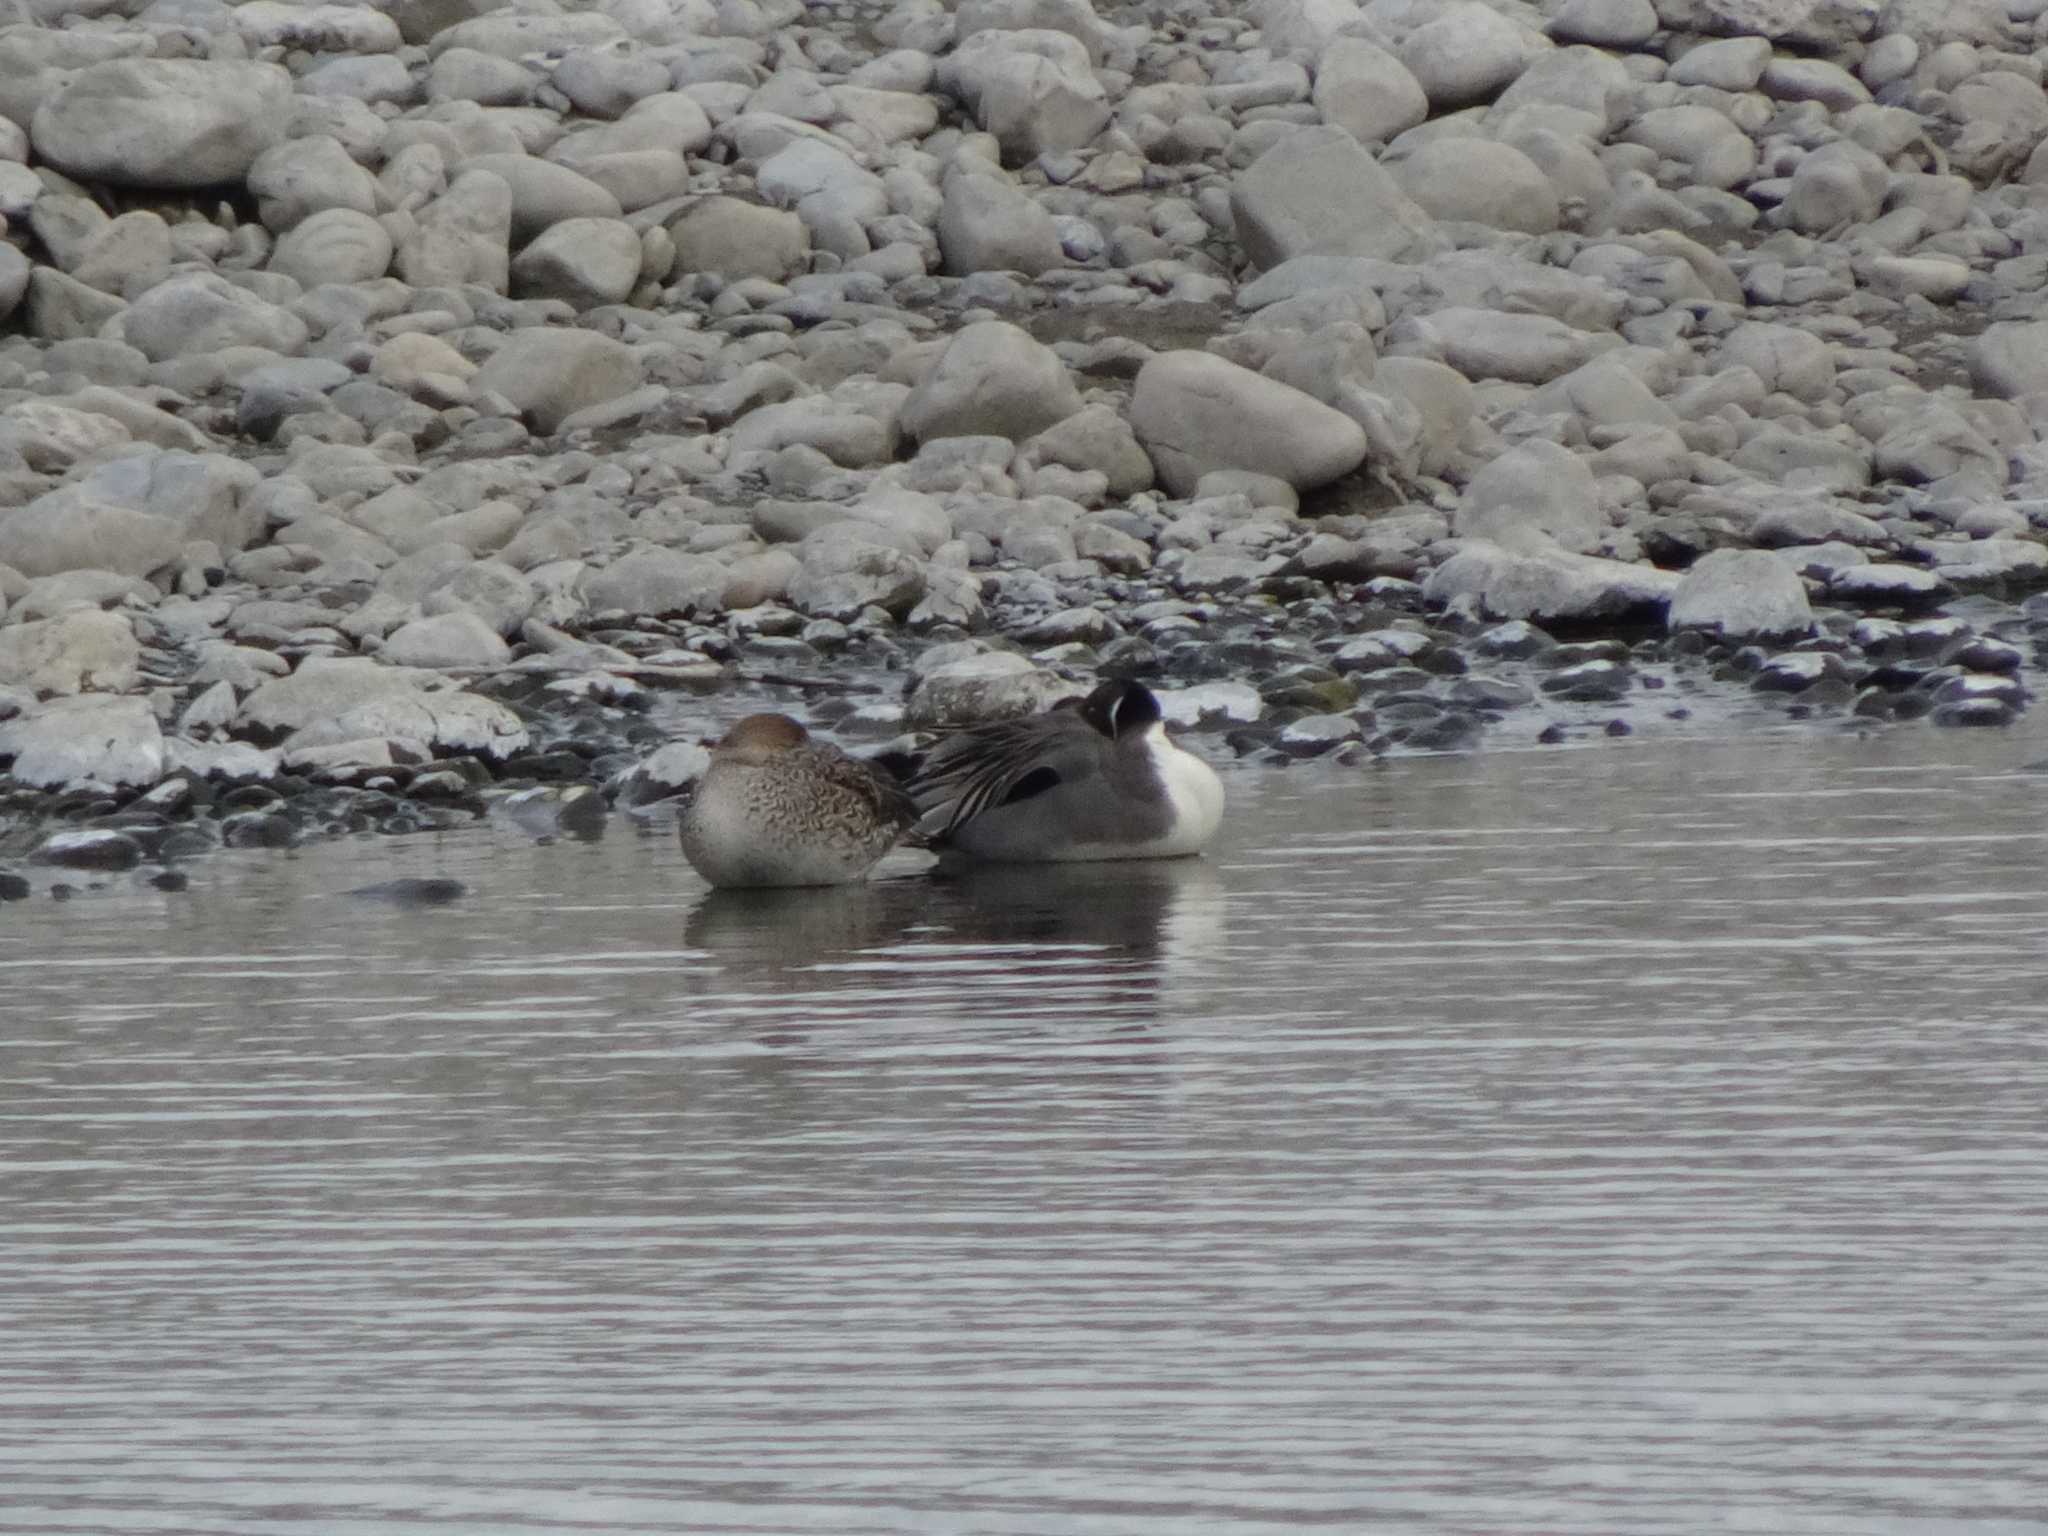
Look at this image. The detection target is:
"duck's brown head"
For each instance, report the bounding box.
[712,713,811,764]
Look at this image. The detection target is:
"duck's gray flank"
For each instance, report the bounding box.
[909,680,1225,863]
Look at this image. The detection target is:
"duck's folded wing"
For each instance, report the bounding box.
[908,717,1097,837]
[821,747,921,832]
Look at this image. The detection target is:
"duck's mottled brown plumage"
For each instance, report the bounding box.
[679,714,918,889]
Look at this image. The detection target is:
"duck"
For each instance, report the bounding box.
[679,713,920,889]
[908,679,1225,863]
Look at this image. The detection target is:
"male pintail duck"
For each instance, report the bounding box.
[908,679,1224,863]
[680,714,919,889]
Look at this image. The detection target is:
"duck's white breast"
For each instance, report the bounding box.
[1144,726,1225,856]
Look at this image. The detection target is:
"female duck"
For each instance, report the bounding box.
[909,679,1224,863]
[680,714,919,888]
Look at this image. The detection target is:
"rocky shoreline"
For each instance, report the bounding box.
[4,0,2048,881]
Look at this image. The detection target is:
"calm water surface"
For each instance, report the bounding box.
[4,724,2048,1534]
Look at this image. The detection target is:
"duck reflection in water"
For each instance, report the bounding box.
[682,857,1225,1032]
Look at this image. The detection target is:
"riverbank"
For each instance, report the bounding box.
[4,0,2048,873]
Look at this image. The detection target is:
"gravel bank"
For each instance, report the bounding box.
[4,0,2048,872]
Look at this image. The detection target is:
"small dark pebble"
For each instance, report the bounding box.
[1399,713,1484,753]
[1941,637,2023,675]
[1448,676,1536,710]
[1375,698,1447,728]
[159,826,218,859]
[415,757,496,788]
[344,877,467,906]
[1351,665,1434,696]
[1549,640,1632,666]
[1932,698,2016,728]
[57,796,121,822]
[1538,723,1567,744]
[31,830,144,871]
[1224,726,1277,757]
[221,811,298,849]
[1798,677,1858,711]
[0,872,29,901]
[50,884,76,901]
[1934,673,2026,707]
[1605,718,1632,737]
[405,770,485,805]
[138,777,196,813]
[219,784,285,812]
[1667,629,1715,657]
[1861,660,1938,690]
[1540,660,1633,703]
[1097,635,1164,675]
[556,787,608,839]
[1472,620,1556,660]
[150,871,189,893]
[502,750,600,781]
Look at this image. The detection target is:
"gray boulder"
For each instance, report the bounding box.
[584,547,730,615]
[0,694,163,789]
[937,169,1064,277]
[788,526,927,620]
[1130,350,1369,496]
[901,321,1081,444]
[906,651,1085,725]
[470,330,641,435]
[945,29,1112,163]
[119,275,309,363]
[511,217,642,309]
[1549,0,1658,45]
[1397,2,1542,110]
[0,245,26,323]
[423,560,536,635]
[0,607,142,694]
[0,496,182,579]
[1423,538,1680,624]
[248,135,380,232]
[379,610,514,669]
[464,154,623,243]
[270,209,394,288]
[1018,404,1155,497]
[1781,140,1888,234]
[1668,549,1814,639]
[31,60,292,189]
[549,92,713,164]
[1455,439,1604,553]
[1968,322,2048,400]
[0,28,150,129]
[1392,305,1612,385]
[1621,106,1758,190]
[67,211,174,296]
[670,197,810,282]
[1313,36,1429,145]
[239,656,529,758]
[553,44,672,118]
[755,137,889,259]
[1232,127,1437,269]
[26,269,128,342]
[396,169,513,292]
[1391,138,1559,233]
